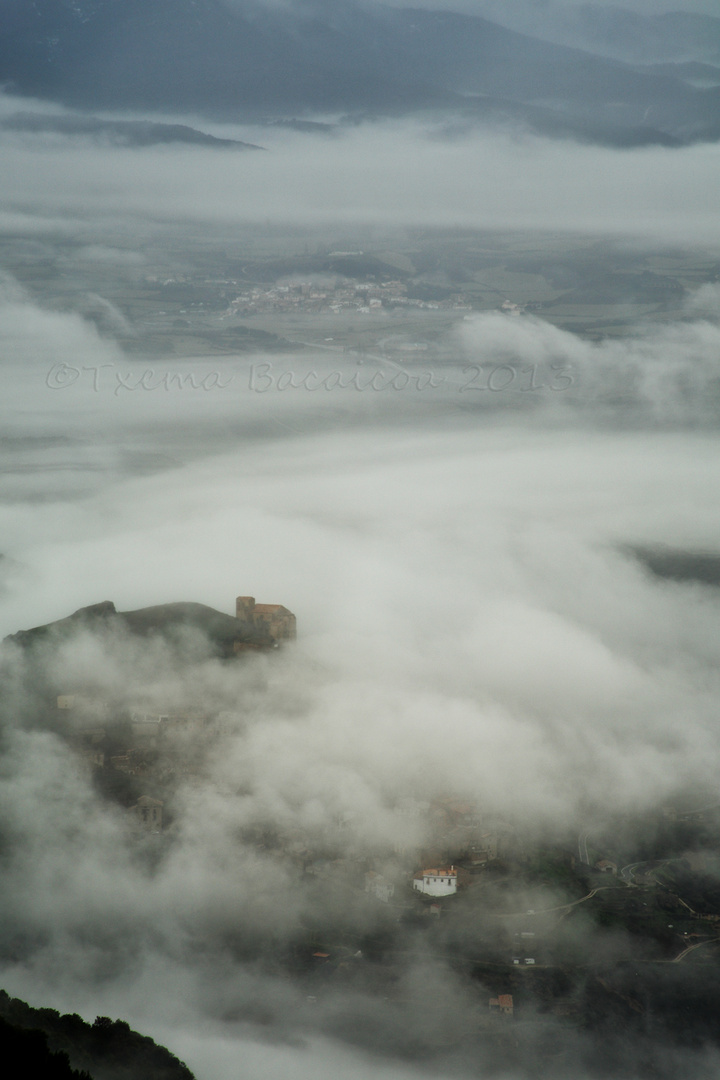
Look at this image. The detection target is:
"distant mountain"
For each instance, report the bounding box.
[459,2,720,67]
[1,112,264,149]
[0,0,717,146]
[633,61,720,89]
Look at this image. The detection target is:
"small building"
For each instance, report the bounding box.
[159,711,211,739]
[235,596,296,644]
[127,795,163,833]
[130,713,166,745]
[594,859,618,875]
[489,994,514,1017]
[110,754,133,774]
[56,694,108,727]
[413,866,458,897]
[78,746,105,769]
[364,872,395,903]
[678,809,706,822]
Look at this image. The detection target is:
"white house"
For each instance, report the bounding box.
[364,872,395,903]
[127,795,163,833]
[413,866,458,897]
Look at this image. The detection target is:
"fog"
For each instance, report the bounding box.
[1,110,720,241]
[2,93,720,1079]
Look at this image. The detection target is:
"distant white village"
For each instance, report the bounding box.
[227,279,475,316]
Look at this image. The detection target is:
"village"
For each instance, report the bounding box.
[225,278,476,317]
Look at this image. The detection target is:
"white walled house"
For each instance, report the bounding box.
[413,866,458,897]
[127,795,163,833]
[364,871,395,903]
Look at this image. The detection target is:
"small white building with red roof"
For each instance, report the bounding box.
[413,866,458,896]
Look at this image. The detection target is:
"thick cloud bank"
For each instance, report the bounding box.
[0,100,719,240]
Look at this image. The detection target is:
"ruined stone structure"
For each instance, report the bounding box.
[235,596,296,644]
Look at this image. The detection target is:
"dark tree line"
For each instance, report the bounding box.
[0,992,195,1080]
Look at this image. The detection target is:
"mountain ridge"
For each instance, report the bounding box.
[4,599,274,655]
[0,990,195,1080]
[0,0,717,145]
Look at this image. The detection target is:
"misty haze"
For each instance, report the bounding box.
[1,3,720,1079]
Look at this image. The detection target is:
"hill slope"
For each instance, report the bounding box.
[0,991,194,1080]
[4,599,272,655]
[0,0,715,144]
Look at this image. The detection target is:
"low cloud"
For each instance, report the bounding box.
[1,100,720,241]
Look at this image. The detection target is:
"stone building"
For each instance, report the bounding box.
[235,596,296,644]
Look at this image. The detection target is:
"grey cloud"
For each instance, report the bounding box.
[0,107,719,241]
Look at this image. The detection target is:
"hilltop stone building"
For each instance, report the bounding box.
[235,596,296,645]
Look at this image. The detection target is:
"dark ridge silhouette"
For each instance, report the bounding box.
[4,599,273,654]
[629,545,720,588]
[0,991,194,1080]
[2,112,264,150]
[0,1014,92,1079]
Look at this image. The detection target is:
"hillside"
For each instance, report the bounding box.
[0,0,716,145]
[0,991,194,1080]
[4,599,273,655]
